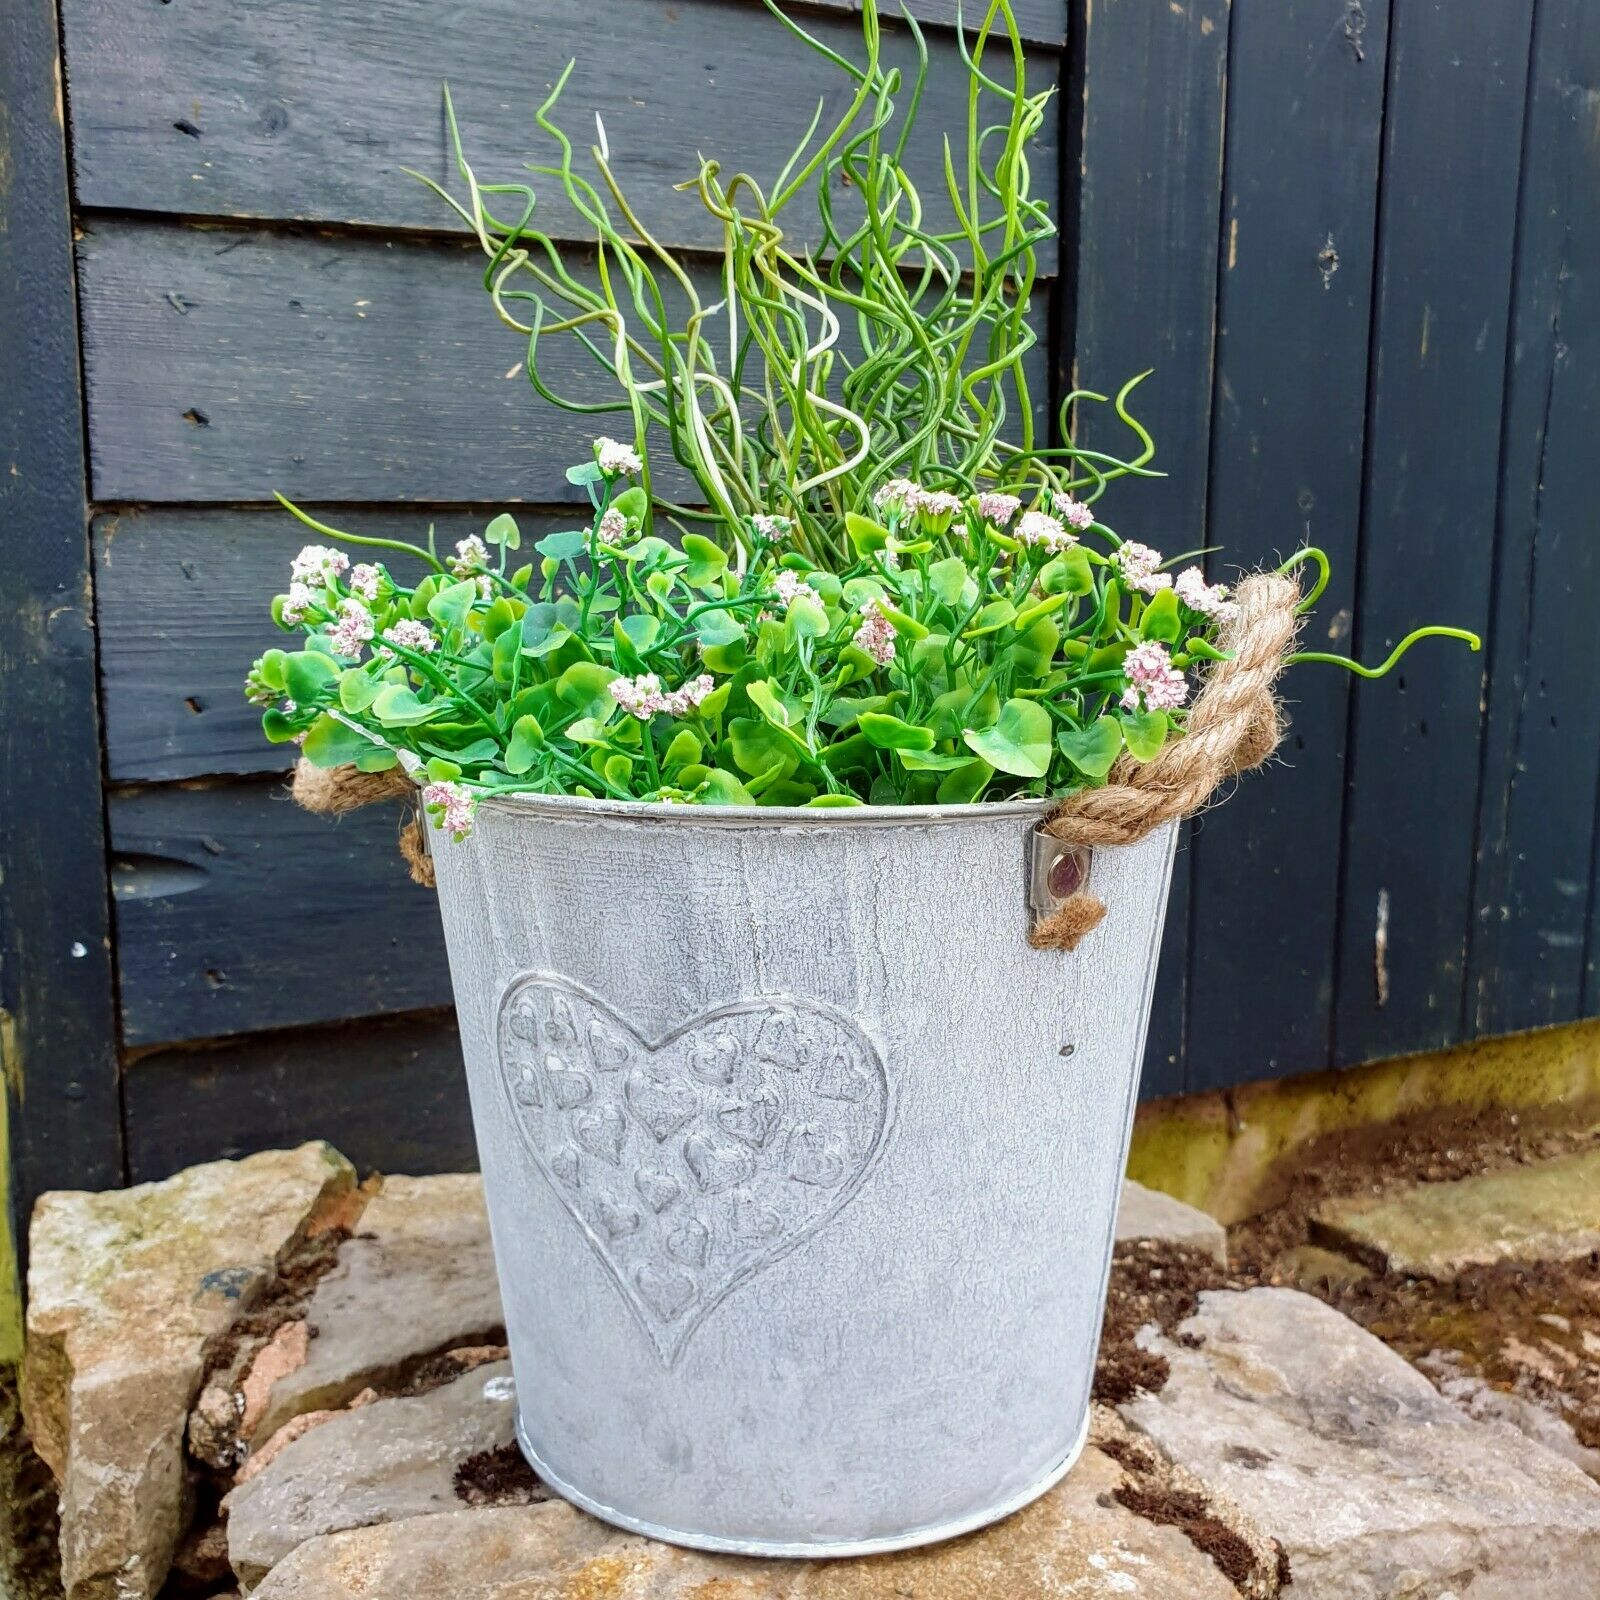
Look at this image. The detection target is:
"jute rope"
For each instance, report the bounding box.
[289,571,1301,939]
[1029,571,1302,951]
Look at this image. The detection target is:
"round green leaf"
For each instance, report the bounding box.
[963,697,1052,777]
[1120,707,1170,762]
[485,513,521,549]
[858,712,935,752]
[1057,715,1124,778]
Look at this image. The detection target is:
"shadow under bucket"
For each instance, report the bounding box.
[430,793,1178,1556]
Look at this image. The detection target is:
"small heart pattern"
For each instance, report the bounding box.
[495,975,889,1365]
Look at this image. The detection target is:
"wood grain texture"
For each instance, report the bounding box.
[1332,0,1534,1066]
[1186,0,1389,1091]
[1067,0,1231,1094]
[61,0,1060,256]
[110,779,450,1046]
[1468,0,1600,1037]
[124,1011,474,1183]
[78,219,1053,505]
[0,0,126,1248]
[94,505,569,782]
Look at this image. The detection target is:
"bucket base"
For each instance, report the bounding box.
[514,1406,1092,1560]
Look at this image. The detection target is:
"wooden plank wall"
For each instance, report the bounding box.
[34,0,1599,1184]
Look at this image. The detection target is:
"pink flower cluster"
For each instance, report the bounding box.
[597,507,630,543]
[1121,641,1189,712]
[595,436,643,477]
[1175,567,1237,620]
[290,545,348,584]
[751,514,792,542]
[772,569,822,610]
[852,600,897,667]
[378,619,437,660]
[1115,541,1172,595]
[975,492,1022,527]
[609,673,716,721]
[327,598,375,658]
[422,780,477,841]
[349,563,382,601]
[281,582,318,625]
[1053,495,1096,532]
[1015,510,1077,554]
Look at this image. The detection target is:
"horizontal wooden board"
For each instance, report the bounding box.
[1332,1,1533,1066]
[94,505,572,782]
[124,1009,475,1183]
[110,778,450,1046]
[61,0,1060,256]
[78,219,1054,504]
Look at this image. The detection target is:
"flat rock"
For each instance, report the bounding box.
[251,1444,1248,1599]
[1315,1148,1600,1279]
[1120,1286,1600,1599]
[226,1360,522,1588]
[245,1174,503,1445]
[22,1143,356,1600]
[1116,1179,1228,1263]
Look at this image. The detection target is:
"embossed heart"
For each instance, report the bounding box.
[495,975,889,1365]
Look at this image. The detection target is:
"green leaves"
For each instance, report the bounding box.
[1121,707,1169,762]
[859,712,934,752]
[681,534,728,590]
[1058,715,1123,778]
[963,698,1052,778]
[302,714,376,768]
[845,512,889,555]
[485,513,521,550]
[285,650,339,705]
[428,579,480,632]
[505,714,544,775]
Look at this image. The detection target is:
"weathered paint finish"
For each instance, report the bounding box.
[1186,0,1389,1092]
[433,794,1177,1549]
[1067,0,1231,1094]
[0,0,124,1319]
[1333,0,1536,1067]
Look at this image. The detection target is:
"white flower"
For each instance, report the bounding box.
[597,507,629,543]
[852,600,897,667]
[595,436,643,477]
[610,673,665,720]
[349,563,382,601]
[872,477,919,514]
[451,536,490,576]
[772,569,821,610]
[976,492,1022,528]
[1175,566,1238,620]
[1115,542,1172,596]
[290,544,349,584]
[281,581,318,625]
[1053,494,1096,532]
[1016,510,1076,554]
[377,619,437,660]
[751,513,792,542]
[422,780,477,841]
[326,598,376,659]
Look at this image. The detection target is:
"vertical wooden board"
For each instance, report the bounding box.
[124,1012,475,1183]
[1470,0,1600,1036]
[1068,0,1231,1094]
[1186,0,1389,1091]
[0,0,125,1270]
[1333,0,1533,1066]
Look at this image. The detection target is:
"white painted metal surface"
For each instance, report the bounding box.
[431,794,1178,1555]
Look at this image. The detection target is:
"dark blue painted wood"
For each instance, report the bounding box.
[1469,0,1600,1037]
[1332,0,1534,1067]
[59,0,1061,261]
[0,0,125,1239]
[1186,0,1389,1091]
[1067,0,1231,1097]
[110,780,450,1046]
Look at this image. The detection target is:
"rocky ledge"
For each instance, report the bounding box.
[17,1151,1600,1600]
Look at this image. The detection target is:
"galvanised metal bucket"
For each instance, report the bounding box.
[431,793,1178,1557]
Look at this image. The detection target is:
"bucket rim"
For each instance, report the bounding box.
[466,787,1060,830]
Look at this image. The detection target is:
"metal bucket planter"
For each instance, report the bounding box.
[431,793,1178,1556]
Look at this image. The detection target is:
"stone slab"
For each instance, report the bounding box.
[1116,1179,1228,1263]
[226,1361,520,1588]
[1314,1148,1600,1279]
[250,1444,1248,1599]
[245,1174,504,1445]
[22,1143,356,1600]
[1120,1286,1600,1599]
